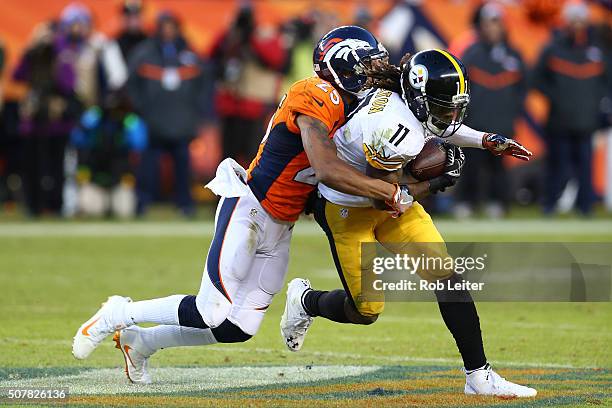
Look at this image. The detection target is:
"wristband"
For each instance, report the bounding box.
[399,184,411,197]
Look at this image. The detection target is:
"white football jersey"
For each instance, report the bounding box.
[319,88,426,207]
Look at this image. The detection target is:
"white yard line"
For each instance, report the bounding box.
[0,365,381,395]
[0,219,611,237]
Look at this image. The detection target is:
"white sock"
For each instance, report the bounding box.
[121,295,187,326]
[138,325,217,355]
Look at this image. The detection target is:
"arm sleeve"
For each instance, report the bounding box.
[284,80,343,134]
[446,124,486,148]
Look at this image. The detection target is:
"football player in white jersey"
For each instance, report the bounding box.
[281,49,537,398]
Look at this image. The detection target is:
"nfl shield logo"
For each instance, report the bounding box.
[340,208,349,218]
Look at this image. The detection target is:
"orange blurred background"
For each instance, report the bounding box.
[0,0,609,194]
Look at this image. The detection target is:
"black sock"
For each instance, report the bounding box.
[302,289,324,316]
[435,276,487,371]
[302,289,352,323]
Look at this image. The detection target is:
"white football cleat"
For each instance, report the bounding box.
[72,295,132,360]
[113,327,153,384]
[465,364,537,398]
[280,278,314,352]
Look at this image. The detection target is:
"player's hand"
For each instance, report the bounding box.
[443,144,465,179]
[482,133,532,161]
[428,144,465,194]
[386,184,413,218]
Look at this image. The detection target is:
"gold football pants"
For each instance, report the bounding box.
[314,197,451,317]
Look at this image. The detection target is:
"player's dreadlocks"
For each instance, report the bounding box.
[364,53,412,95]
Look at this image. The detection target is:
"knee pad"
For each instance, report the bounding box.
[211,319,252,343]
[344,298,379,325]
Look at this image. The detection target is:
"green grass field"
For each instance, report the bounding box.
[1,219,611,407]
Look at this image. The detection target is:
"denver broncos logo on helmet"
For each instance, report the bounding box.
[313,25,387,95]
[315,37,343,63]
[323,39,374,63]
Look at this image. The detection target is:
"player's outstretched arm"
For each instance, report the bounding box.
[447,125,532,161]
[297,114,409,215]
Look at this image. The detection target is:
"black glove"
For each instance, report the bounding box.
[428,144,465,194]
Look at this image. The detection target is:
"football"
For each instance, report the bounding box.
[408,137,447,181]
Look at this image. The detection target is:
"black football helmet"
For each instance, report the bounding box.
[313,25,388,95]
[400,49,470,137]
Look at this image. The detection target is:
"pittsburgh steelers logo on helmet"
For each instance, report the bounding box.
[400,49,470,138]
[408,64,428,89]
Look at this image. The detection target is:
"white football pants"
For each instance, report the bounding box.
[196,189,293,335]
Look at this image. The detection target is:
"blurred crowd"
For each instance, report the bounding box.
[451,1,611,217]
[0,0,610,219]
